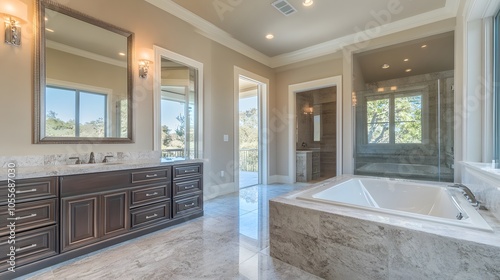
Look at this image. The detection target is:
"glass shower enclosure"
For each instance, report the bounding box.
[353,72,454,182]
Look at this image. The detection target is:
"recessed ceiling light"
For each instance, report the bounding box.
[45,28,54,33]
[405,69,412,72]
[118,52,126,56]
[403,58,409,62]
[266,34,274,40]
[421,44,427,48]
[303,0,313,6]
[381,64,390,69]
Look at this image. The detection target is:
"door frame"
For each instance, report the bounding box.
[288,76,343,183]
[234,66,269,187]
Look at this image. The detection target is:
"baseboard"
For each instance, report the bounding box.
[268,175,293,184]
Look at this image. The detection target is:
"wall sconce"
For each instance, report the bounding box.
[0,0,28,46]
[352,91,357,107]
[139,59,151,78]
[303,107,313,115]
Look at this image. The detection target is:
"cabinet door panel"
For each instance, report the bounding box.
[62,195,98,252]
[102,191,129,238]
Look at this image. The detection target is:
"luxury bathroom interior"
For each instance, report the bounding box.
[1,0,500,279]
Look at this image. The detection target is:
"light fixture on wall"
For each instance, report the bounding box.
[139,59,151,78]
[0,0,28,46]
[352,92,357,107]
[303,107,313,115]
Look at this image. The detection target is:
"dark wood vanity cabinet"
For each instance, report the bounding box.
[172,164,203,218]
[61,190,129,252]
[0,177,59,274]
[0,162,203,278]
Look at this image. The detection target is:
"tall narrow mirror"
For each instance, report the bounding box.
[154,46,203,160]
[35,0,133,143]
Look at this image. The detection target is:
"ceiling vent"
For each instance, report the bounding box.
[272,0,297,16]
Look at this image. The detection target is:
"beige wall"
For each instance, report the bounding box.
[0,0,275,193]
[274,55,343,177]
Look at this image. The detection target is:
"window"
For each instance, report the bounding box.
[366,93,423,144]
[45,86,107,137]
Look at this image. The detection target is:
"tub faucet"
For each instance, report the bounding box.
[450,183,480,208]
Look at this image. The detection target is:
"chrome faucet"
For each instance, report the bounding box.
[450,183,480,208]
[102,155,113,163]
[88,152,96,164]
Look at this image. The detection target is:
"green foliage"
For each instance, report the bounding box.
[45,111,105,137]
[162,125,172,147]
[366,95,422,144]
[46,110,75,137]
[239,108,258,149]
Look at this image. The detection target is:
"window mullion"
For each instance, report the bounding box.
[389,95,395,144]
[75,90,80,137]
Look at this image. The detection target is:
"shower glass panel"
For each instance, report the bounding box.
[354,74,454,182]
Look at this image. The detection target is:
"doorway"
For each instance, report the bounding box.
[288,76,343,183]
[234,67,269,189]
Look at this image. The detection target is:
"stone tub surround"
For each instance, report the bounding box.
[0,151,203,181]
[269,175,500,279]
[461,162,500,221]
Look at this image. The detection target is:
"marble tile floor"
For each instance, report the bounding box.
[19,183,321,280]
[239,171,259,188]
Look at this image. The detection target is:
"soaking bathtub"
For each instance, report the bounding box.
[297,177,493,232]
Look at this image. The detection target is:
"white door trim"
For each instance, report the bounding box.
[234,66,269,187]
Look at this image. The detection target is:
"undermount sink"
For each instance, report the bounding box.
[67,162,124,167]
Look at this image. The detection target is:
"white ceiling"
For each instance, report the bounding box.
[145,0,459,67]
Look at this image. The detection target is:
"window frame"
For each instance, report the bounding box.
[363,88,429,146]
[493,10,500,163]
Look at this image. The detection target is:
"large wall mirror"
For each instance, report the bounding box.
[34,0,133,143]
[153,46,204,160]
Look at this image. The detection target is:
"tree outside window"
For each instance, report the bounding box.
[367,93,422,144]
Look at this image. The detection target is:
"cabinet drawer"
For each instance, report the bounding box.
[130,184,170,207]
[173,194,203,218]
[173,164,202,180]
[130,202,171,229]
[0,225,57,271]
[131,168,170,184]
[0,177,57,205]
[173,179,202,198]
[0,199,57,236]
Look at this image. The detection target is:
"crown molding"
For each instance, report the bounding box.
[144,0,270,66]
[46,40,127,68]
[145,0,459,68]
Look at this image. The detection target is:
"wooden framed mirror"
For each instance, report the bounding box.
[34,0,134,143]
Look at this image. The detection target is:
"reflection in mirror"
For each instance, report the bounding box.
[160,58,198,159]
[35,0,133,143]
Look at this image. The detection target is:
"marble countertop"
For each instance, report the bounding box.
[272,174,500,249]
[0,158,204,181]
